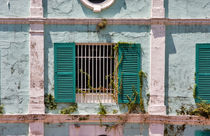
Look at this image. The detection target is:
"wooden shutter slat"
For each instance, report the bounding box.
[54,43,76,103]
[118,43,141,103]
[196,44,210,103]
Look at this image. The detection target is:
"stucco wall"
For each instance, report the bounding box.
[44,24,150,114]
[0,123,28,136]
[43,0,151,18]
[165,124,210,136]
[166,25,210,115]
[165,0,210,18]
[0,24,29,114]
[0,0,29,17]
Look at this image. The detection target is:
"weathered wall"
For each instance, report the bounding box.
[165,0,210,18]
[0,24,29,114]
[0,0,29,17]
[0,123,28,136]
[165,25,210,115]
[43,0,151,18]
[44,24,150,114]
[165,124,210,136]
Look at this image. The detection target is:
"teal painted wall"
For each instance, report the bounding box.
[165,0,210,18]
[0,24,29,114]
[124,123,149,136]
[45,123,69,136]
[0,123,28,136]
[165,124,210,136]
[43,0,151,18]
[165,25,210,115]
[0,0,30,17]
[44,24,150,114]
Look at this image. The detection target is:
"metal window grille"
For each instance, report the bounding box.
[76,43,115,103]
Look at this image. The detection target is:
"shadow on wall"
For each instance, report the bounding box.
[164,0,168,18]
[78,0,126,18]
[165,25,210,114]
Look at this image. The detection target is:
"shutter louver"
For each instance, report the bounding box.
[195,130,210,136]
[54,43,76,102]
[196,44,210,103]
[118,43,141,103]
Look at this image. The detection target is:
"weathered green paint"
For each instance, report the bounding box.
[124,123,149,136]
[43,0,151,18]
[0,0,29,17]
[44,24,150,114]
[54,43,76,103]
[0,25,29,114]
[165,25,210,115]
[118,43,141,104]
[165,0,210,18]
[0,123,28,136]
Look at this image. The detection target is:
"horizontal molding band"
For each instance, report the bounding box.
[0,114,209,125]
[0,18,210,25]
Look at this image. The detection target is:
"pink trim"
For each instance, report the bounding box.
[1,18,210,25]
[149,124,164,136]
[0,114,208,125]
[29,122,44,136]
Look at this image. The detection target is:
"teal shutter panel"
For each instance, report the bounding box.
[196,44,210,103]
[54,43,76,103]
[195,130,210,136]
[118,43,141,103]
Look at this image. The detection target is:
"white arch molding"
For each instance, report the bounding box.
[80,0,115,12]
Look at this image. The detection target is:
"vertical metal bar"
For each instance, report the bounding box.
[88,45,91,103]
[92,45,94,102]
[77,46,79,102]
[99,45,101,102]
[110,45,113,99]
[81,45,83,103]
[103,45,105,102]
[84,45,87,102]
[106,45,109,102]
[96,45,98,99]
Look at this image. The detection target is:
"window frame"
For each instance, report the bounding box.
[80,0,115,12]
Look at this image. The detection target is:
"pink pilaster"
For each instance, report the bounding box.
[29,0,44,136]
[149,0,166,136]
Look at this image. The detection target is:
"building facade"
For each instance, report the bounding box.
[0,0,209,135]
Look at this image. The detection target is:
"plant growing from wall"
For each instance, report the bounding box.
[139,70,147,113]
[0,105,4,114]
[44,94,57,110]
[96,19,107,31]
[98,103,107,115]
[193,72,197,99]
[60,103,78,114]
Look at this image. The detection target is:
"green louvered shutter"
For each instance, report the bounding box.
[54,43,76,102]
[196,44,210,103]
[118,43,141,103]
[195,130,210,136]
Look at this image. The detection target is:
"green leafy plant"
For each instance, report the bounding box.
[98,103,107,115]
[96,19,107,31]
[44,94,57,110]
[0,105,4,114]
[193,100,210,118]
[112,109,118,114]
[60,103,78,114]
[79,115,89,121]
[139,70,147,113]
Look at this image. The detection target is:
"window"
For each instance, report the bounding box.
[195,44,210,103]
[54,43,141,103]
[80,0,115,12]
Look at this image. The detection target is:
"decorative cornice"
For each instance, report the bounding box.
[0,114,209,125]
[1,18,210,25]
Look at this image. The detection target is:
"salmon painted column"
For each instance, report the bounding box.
[149,0,165,136]
[29,0,44,136]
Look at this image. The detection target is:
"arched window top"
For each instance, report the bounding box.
[80,0,115,12]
